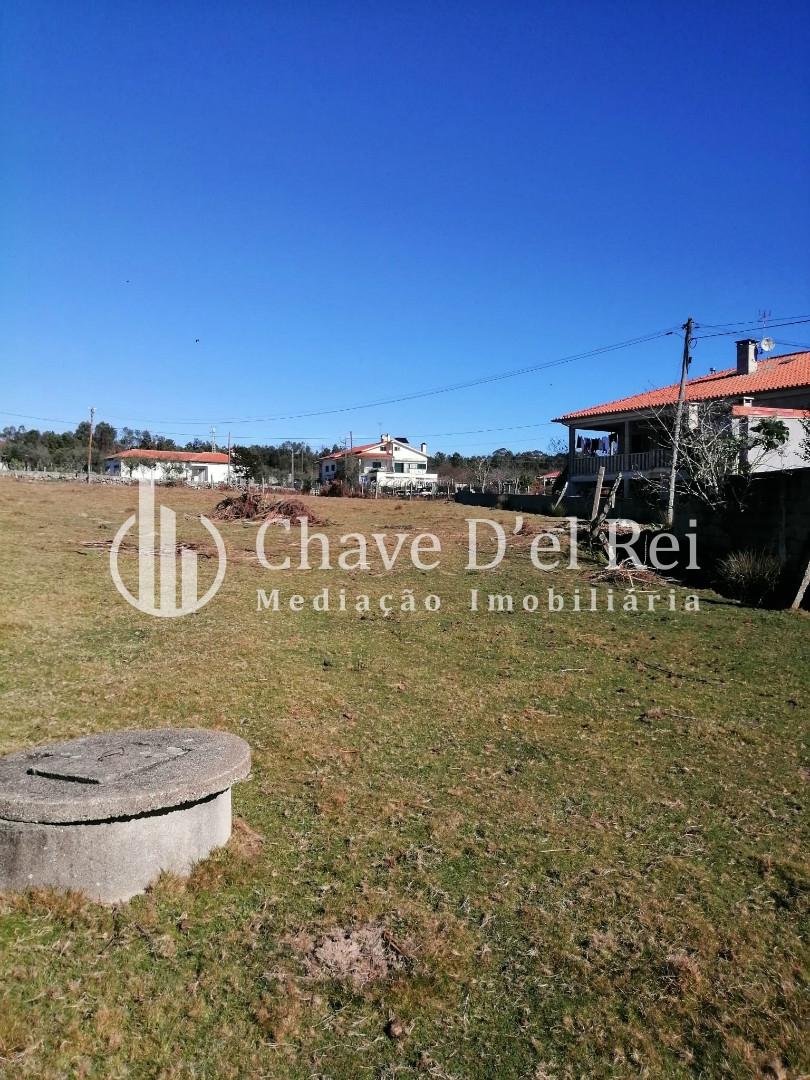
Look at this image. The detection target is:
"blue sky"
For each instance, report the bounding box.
[2,1,809,453]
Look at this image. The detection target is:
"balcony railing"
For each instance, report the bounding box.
[571,448,672,477]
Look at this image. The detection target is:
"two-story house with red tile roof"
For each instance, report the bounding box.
[319,434,437,490]
[554,340,810,496]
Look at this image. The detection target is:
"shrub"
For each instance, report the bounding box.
[716,549,783,607]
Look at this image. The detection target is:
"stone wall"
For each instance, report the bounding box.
[455,471,810,598]
[672,469,810,578]
[454,490,557,514]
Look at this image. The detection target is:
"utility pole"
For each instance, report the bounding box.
[290,448,295,488]
[226,432,232,486]
[86,406,95,483]
[210,426,217,452]
[665,317,694,527]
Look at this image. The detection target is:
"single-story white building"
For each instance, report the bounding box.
[319,434,437,489]
[105,449,233,485]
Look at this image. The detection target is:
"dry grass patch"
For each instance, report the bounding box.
[288,922,407,988]
[0,480,808,1078]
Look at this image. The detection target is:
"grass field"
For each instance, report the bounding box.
[0,480,808,1079]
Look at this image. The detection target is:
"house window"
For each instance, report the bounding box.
[416,463,426,470]
[372,460,382,468]
[394,463,404,473]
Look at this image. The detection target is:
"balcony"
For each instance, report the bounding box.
[571,448,672,478]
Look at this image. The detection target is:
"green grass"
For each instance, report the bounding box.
[0,481,807,1079]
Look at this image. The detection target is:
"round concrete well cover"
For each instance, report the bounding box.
[0,729,251,824]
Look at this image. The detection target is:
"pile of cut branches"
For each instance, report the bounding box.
[589,560,668,588]
[212,492,327,525]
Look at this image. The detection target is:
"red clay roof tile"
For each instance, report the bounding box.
[554,351,810,423]
[107,449,230,464]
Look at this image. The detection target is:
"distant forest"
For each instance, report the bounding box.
[0,422,565,486]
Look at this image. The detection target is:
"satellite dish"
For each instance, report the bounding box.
[760,337,775,352]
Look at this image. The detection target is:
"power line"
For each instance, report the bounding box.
[375,420,558,438]
[48,325,679,427]
[693,317,810,340]
[0,327,673,430]
[692,313,808,330]
[208,328,681,423]
[0,411,83,426]
[0,413,335,441]
[3,317,808,436]
[256,421,560,441]
[0,410,557,445]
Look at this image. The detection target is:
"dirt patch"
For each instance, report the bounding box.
[288,922,406,988]
[212,492,328,526]
[229,816,265,860]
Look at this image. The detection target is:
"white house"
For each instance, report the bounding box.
[105,449,233,485]
[319,434,437,490]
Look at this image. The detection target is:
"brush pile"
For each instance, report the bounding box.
[589,560,667,588]
[212,492,327,526]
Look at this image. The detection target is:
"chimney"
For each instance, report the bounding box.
[736,339,758,376]
[420,442,428,455]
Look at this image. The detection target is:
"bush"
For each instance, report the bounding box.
[716,549,783,607]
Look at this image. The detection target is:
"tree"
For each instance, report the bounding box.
[160,460,186,483]
[801,418,810,462]
[230,446,263,482]
[470,455,492,490]
[93,422,117,454]
[646,402,789,513]
[342,449,361,489]
[0,423,573,488]
[123,456,156,479]
[751,417,790,453]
